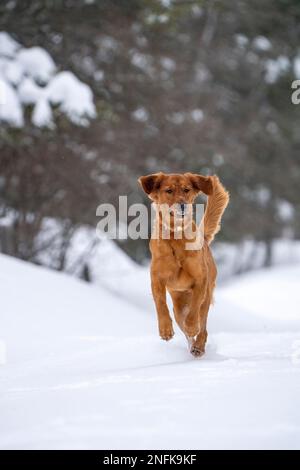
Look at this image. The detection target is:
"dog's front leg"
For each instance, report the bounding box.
[151,277,174,341]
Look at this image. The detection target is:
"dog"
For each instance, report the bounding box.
[138,172,229,357]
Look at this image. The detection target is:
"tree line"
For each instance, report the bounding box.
[0,0,299,270]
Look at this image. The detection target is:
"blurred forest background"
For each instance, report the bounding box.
[0,0,300,281]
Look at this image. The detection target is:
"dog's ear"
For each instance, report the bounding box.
[185,173,213,195]
[138,172,164,195]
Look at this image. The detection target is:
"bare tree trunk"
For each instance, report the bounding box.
[264,238,273,268]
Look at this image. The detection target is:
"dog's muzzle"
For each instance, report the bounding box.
[177,203,186,218]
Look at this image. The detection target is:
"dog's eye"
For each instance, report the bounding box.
[165,189,173,194]
[183,188,190,193]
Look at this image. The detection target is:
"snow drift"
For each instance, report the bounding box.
[0,253,300,449]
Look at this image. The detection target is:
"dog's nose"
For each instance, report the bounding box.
[180,203,185,213]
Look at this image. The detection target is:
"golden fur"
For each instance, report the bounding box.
[138,172,229,357]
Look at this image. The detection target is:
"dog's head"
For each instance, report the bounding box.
[138,172,212,220]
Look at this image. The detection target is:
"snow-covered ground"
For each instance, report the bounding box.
[0,253,300,450]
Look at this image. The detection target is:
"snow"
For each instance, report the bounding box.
[16,46,56,84]
[160,57,176,71]
[0,252,300,450]
[160,0,172,7]
[147,14,169,24]
[253,35,272,51]
[294,56,300,78]
[130,50,154,76]
[0,32,20,57]
[235,34,249,48]
[0,32,96,127]
[94,69,104,81]
[0,78,23,126]
[213,239,300,280]
[30,220,136,279]
[32,98,53,128]
[18,76,43,105]
[276,199,294,222]
[217,265,300,330]
[1,59,23,85]
[132,107,149,122]
[265,56,290,84]
[190,109,204,122]
[47,71,96,125]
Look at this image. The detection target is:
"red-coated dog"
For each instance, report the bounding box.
[139,172,229,356]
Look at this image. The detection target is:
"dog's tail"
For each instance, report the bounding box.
[204,176,229,245]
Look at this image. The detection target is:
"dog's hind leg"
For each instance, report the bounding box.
[169,290,193,346]
[190,295,211,357]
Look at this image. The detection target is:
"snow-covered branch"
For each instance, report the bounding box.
[0,32,96,128]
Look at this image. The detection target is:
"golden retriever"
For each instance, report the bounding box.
[138,172,229,357]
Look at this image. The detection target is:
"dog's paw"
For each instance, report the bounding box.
[190,345,205,358]
[159,322,174,341]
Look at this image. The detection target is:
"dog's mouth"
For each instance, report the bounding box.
[169,204,191,218]
[155,203,193,223]
[169,212,186,220]
[169,211,185,217]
